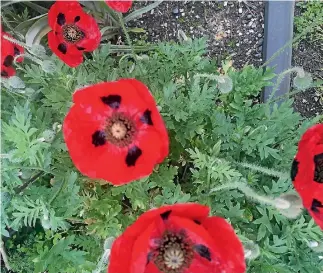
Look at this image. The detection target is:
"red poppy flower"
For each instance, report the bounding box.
[63,79,169,185]
[108,203,246,273]
[47,1,101,67]
[105,0,132,13]
[1,28,24,77]
[291,123,323,229]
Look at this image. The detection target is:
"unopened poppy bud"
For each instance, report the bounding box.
[243,241,260,260]
[274,193,303,219]
[293,68,312,90]
[217,75,233,94]
[42,129,55,142]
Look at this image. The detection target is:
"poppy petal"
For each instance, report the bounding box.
[74,13,101,51]
[48,31,83,67]
[202,216,246,273]
[48,1,84,29]
[105,0,132,13]
[1,65,15,78]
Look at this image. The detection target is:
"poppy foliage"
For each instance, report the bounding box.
[291,123,323,229]
[1,27,24,77]
[47,1,101,67]
[108,203,246,273]
[105,0,132,13]
[63,79,169,185]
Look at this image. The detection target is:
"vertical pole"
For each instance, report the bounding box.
[262,0,295,104]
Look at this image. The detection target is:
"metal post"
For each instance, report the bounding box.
[262,0,295,104]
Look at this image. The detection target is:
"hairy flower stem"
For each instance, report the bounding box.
[193,73,225,88]
[2,35,44,64]
[13,52,42,65]
[210,182,290,209]
[2,34,28,49]
[235,161,289,179]
[117,13,144,75]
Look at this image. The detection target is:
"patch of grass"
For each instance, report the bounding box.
[295,1,323,42]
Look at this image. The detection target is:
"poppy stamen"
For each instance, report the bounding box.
[154,231,194,273]
[105,112,136,147]
[62,24,85,43]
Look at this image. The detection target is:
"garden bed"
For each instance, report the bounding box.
[1,1,323,273]
[130,1,265,68]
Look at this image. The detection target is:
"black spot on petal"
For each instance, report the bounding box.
[140,109,153,125]
[101,95,121,109]
[57,13,66,26]
[314,153,323,183]
[77,46,85,51]
[160,210,172,220]
[146,252,153,265]
[311,199,323,213]
[3,55,13,67]
[57,43,67,54]
[92,131,106,147]
[291,159,299,182]
[194,220,201,225]
[1,70,8,77]
[125,146,142,167]
[14,46,20,56]
[74,16,81,23]
[194,244,211,261]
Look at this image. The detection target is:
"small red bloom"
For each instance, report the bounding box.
[1,28,24,77]
[63,79,169,185]
[291,123,323,229]
[105,0,132,13]
[108,203,246,273]
[48,1,101,67]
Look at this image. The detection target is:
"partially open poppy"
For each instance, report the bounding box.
[63,79,169,185]
[1,28,24,77]
[291,123,323,229]
[108,203,246,273]
[105,0,132,13]
[48,1,101,67]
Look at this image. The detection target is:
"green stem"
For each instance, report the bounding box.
[117,12,144,75]
[49,179,67,205]
[15,171,44,194]
[4,166,59,176]
[266,88,306,105]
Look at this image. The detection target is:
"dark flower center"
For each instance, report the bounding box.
[154,231,194,273]
[62,24,84,43]
[105,112,136,147]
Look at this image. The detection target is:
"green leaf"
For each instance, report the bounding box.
[124,0,164,23]
[25,15,50,46]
